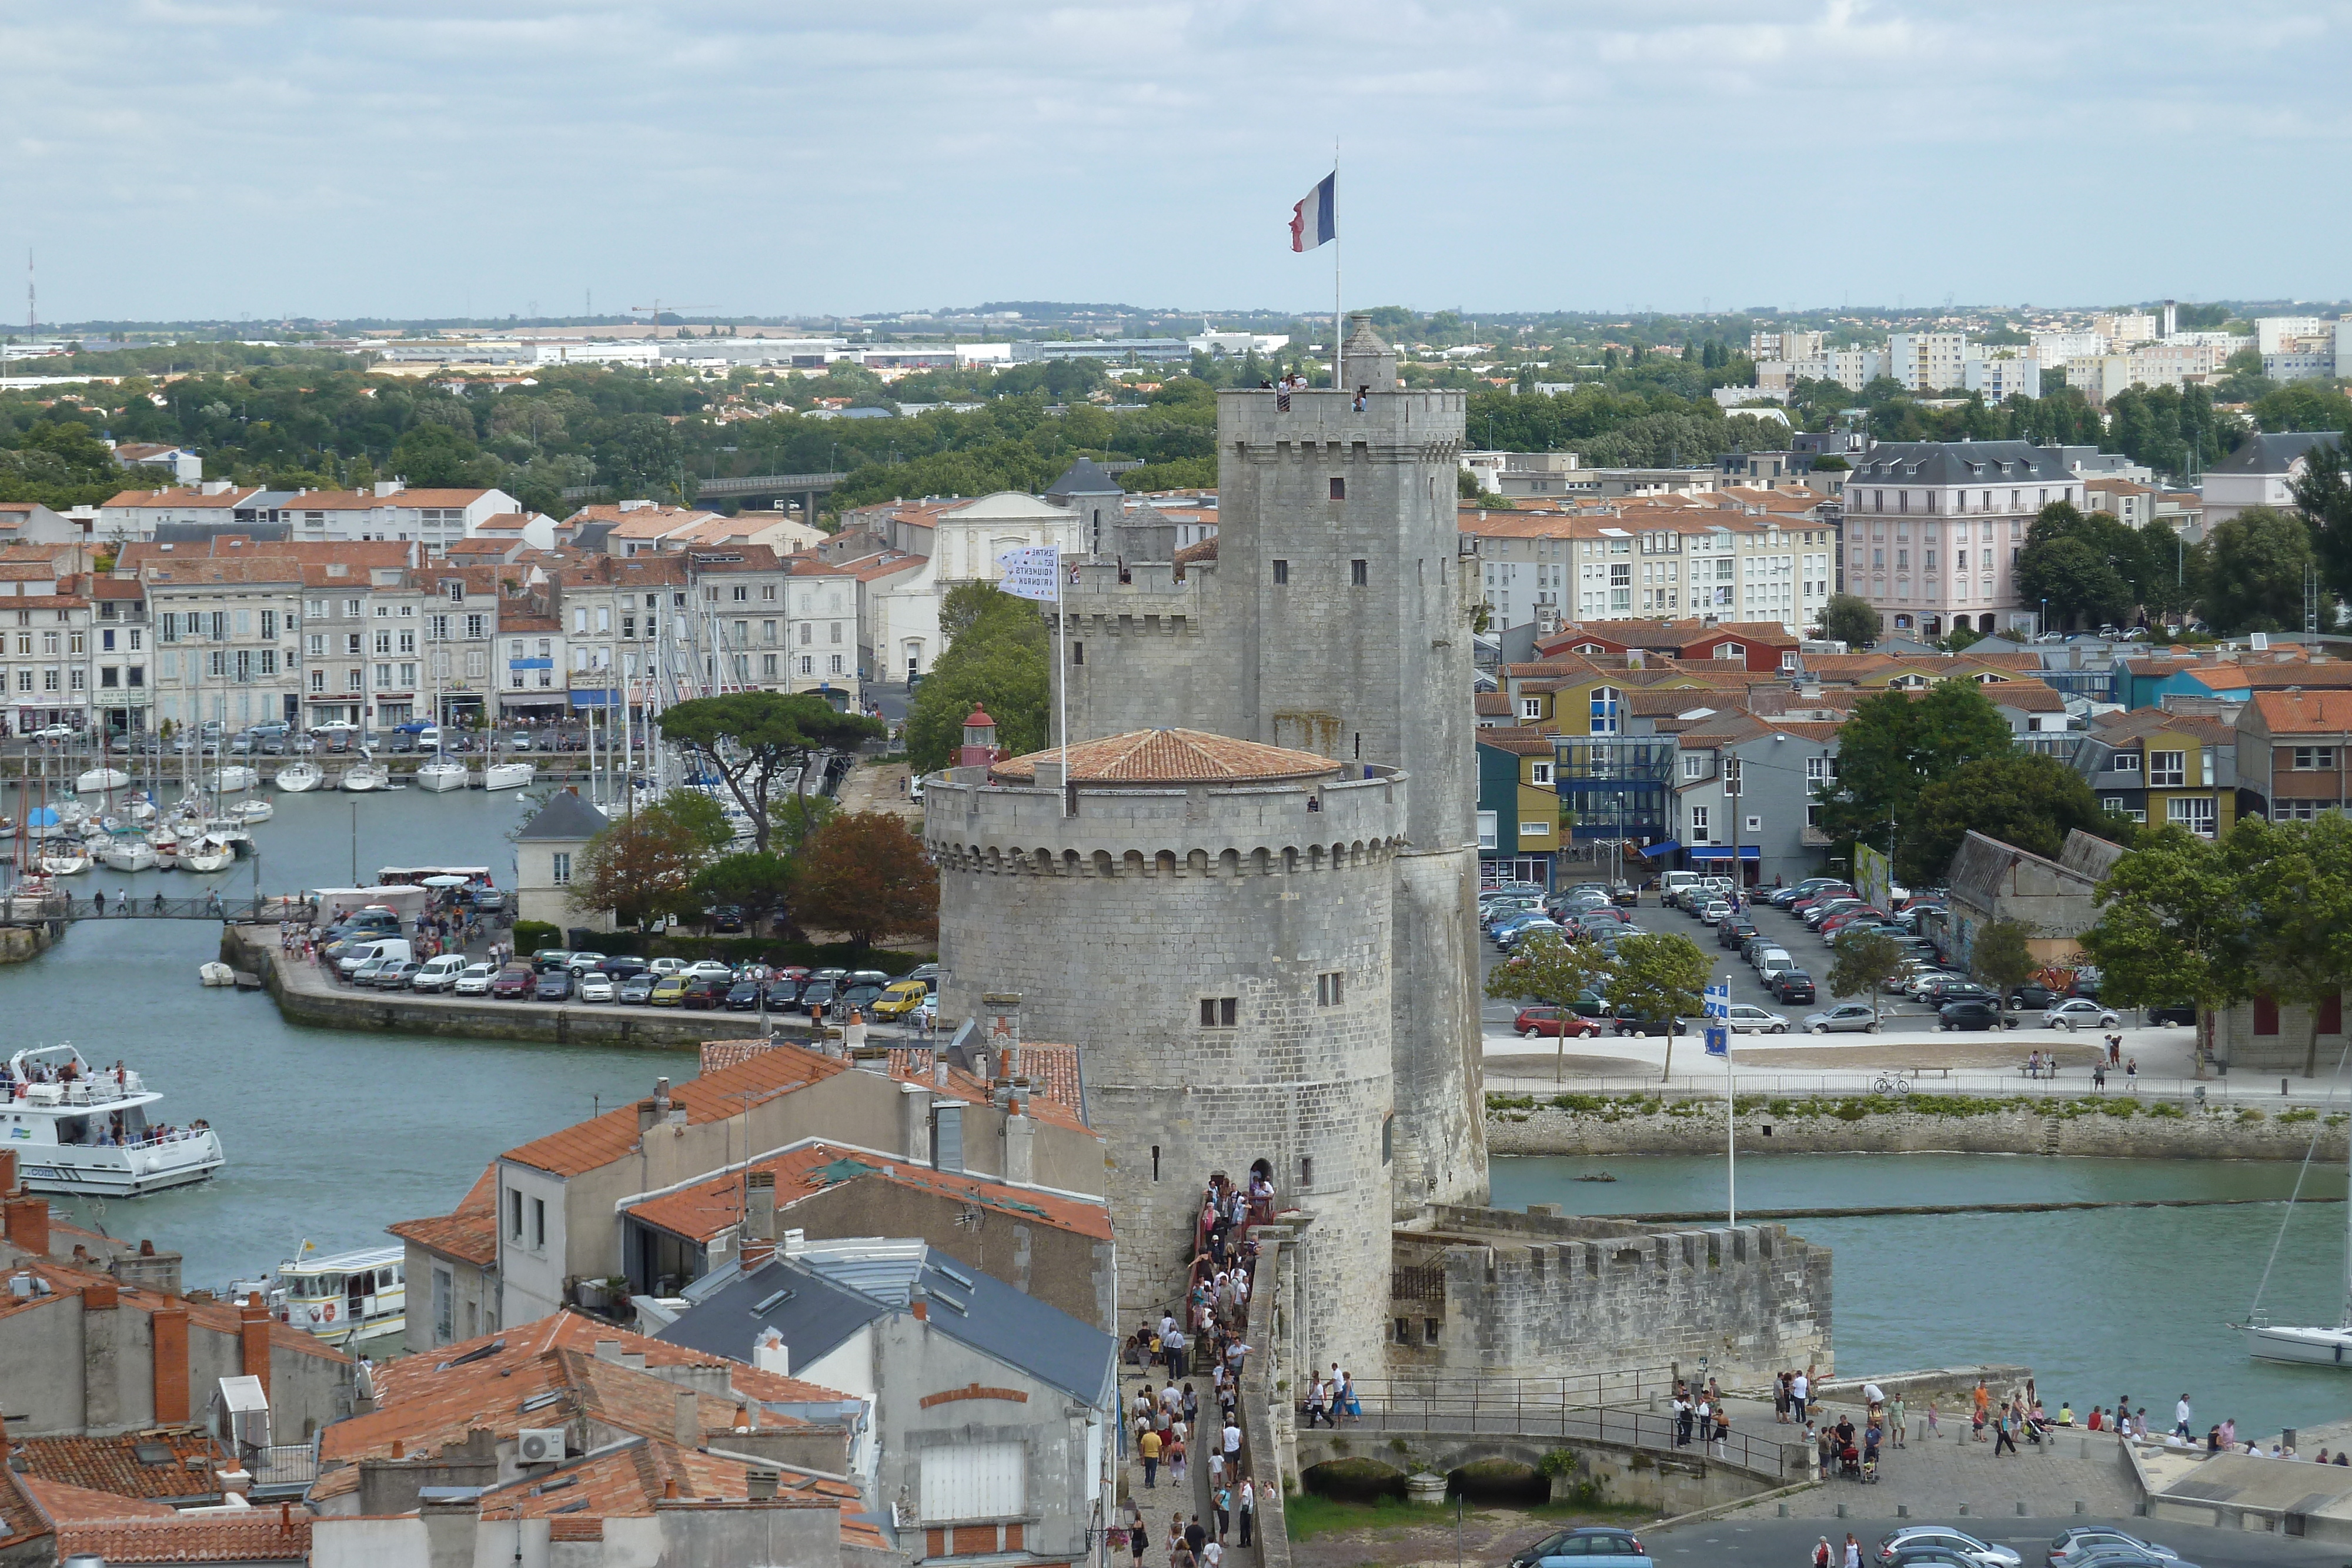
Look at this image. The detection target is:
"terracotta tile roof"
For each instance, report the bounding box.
[0,1469,42,1555]
[57,1509,311,1562]
[1477,726,1555,757]
[100,487,261,511]
[500,1045,851,1179]
[1986,683,2069,711]
[272,489,497,511]
[625,1141,1112,1247]
[1474,692,1512,716]
[18,1474,178,1523]
[386,1164,498,1267]
[1173,537,1218,567]
[2247,689,2352,730]
[692,1038,1091,1135]
[473,513,530,531]
[0,1260,349,1364]
[470,1440,864,1539]
[2087,708,2234,747]
[14,1430,225,1505]
[990,727,1339,785]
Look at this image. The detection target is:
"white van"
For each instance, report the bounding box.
[1661,871,1702,901]
[410,953,470,993]
[338,937,414,977]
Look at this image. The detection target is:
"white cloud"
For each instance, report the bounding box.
[1,0,2346,322]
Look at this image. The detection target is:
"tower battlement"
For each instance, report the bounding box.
[1217,387,1468,452]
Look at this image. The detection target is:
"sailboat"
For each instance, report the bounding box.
[2241,1062,2352,1364]
[180,835,234,874]
[339,755,390,792]
[416,757,468,791]
[76,765,130,794]
[275,760,323,793]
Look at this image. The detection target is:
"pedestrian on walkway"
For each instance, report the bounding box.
[1168,1427,1187,1487]
[2126,1057,2139,1091]
[1212,1483,1231,1542]
[2174,1394,2193,1440]
[1790,1368,1809,1424]
[1993,1411,2018,1456]
[1924,1398,1939,1437]
[1775,1371,1790,1425]
[1304,1378,1330,1429]
[1812,1539,1832,1568]
[1889,1392,1906,1447]
[93,888,104,915]
[1843,1534,1861,1568]
[1139,1425,1161,1489]
[1237,1477,1255,1547]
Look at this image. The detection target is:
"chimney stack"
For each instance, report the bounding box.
[653,1077,671,1115]
[674,1388,700,1447]
[3,1195,50,1258]
[153,1302,191,1422]
[746,1170,776,1241]
[747,1469,779,1501]
[239,1291,273,1406]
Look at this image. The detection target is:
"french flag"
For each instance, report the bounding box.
[1289,172,1335,252]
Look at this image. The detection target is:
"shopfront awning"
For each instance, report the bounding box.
[1638,840,1681,858]
[1687,845,1762,860]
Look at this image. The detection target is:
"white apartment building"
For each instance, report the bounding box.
[96,483,266,541]
[2257,316,2331,355]
[0,567,96,735]
[280,484,520,547]
[784,563,860,703]
[145,557,307,733]
[2067,342,2227,407]
[1460,506,1836,634]
[1889,333,1969,392]
[1842,441,2080,639]
[1749,330,1826,361]
[2091,313,2158,347]
[2029,332,2104,368]
[1962,351,2042,402]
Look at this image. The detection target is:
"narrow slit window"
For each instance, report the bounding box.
[1329,477,1345,501]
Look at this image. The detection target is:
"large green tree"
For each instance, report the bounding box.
[1484,934,1612,1084]
[657,691,882,852]
[2290,437,2352,610]
[1819,593,1879,646]
[2226,815,2352,1077]
[907,582,1050,773]
[1825,929,1903,1026]
[791,811,940,951]
[1608,932,1712,1078]
[1815,680,2017,856]
[2203,505,2314,633]
[1902,752,2132,885]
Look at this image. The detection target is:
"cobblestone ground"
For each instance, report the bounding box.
[1111,1356,1267,1568]
[1724,1399,2140,1522]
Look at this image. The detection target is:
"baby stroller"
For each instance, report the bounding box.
[1859,1455,1880,1485]
[1837,1445,1862,1480]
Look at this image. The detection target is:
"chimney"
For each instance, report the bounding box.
[239,1291,273,1406]
[3,1195,50,1258]
[0,1149,15,1195]
[83,1279,121,1429]
[152,1302,191,1422]
[751,1328,790,1377]
[639,1099,659,1134]
[594,1339,624,1363]
[663,1477,680,1500]
[747,1469,779,1501]
[653,1078,672,1116]
[739,1236,775,1271]
[219,1468,253,1497]
[674,1388,700,1447]
[933,1059,949,1088]
[1003,1104,1035,1185]
[746,1171,776,1241]
[781,1228,806,1258]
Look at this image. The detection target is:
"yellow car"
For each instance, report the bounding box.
[871,980,930,1019]
[648,975,691,1008]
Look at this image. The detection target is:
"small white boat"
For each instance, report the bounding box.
[180,836,234,874]
[483,761,534,791]
[339,760,390,793]
[230,798,273,825]
[264,1245,407,1349]
[415,758,469,793]
[95,835,156,873]
[151,832,179,870]
[76,767,131,794]
[275,761,323,793]
[198,961,235,987]
[38,840,89,876]
[4,1042,225,1196]
[2246,1321,2352,1366]
[207,765,260,793]
[121,793,158,824]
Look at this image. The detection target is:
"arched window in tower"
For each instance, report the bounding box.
[1589,686,1623,736]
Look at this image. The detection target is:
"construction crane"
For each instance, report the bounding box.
[629,300,713,340]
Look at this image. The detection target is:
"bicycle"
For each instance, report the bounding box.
[1871,1074,1913,1095]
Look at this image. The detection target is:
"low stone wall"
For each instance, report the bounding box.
[222,927,789,1049]
[1486,1091,2352,1161]
[1814,1363,2034,1410]
[0,922,56,965]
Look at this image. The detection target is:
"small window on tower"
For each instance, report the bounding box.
[1351,559,1368,587]
[1329,477,1345,501]
[1272,560,1288,585]
[1200,997,1238,1028]
[1071,641,1084,666]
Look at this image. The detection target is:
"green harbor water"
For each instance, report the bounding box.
[1494,1154,2352,1443]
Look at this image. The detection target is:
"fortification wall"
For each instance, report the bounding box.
[928,774,1402,1382]
[1388,846,1488,1212]
[1054,563,1235,744]
[1391,1207,1832,1388]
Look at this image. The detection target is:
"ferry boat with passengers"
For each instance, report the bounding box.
[255,1244,408,1350]
[2,1044,225,1196]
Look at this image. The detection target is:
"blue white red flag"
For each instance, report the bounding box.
[1289,172,1335,252]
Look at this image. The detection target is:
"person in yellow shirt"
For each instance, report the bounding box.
[1139,1426,1162,1489]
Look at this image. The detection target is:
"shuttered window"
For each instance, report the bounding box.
[920,1442,1024,1521]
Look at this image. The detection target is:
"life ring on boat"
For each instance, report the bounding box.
[322,1302,336,1322]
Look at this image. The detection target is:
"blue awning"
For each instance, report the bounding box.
[1688,845,1762,860]
[1638,840,1681,857]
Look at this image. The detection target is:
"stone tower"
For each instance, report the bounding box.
[1050,316,1489,1212]
[927,729,1403,1383]
[1045,457,1128,560]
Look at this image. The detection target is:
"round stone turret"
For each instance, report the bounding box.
[927,727,1403,1377]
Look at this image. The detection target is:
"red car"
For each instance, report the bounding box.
[489,964,537,999]
[1514,1006,1602,1039]
[1819,908,1889,935]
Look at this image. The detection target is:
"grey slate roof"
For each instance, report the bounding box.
[2209,431,2341,477]
[1848,440,2072,486]
[657,1241,1116,1407]
[514,790,610,841]
[1045,457,1125,501]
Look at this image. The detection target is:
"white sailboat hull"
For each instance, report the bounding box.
[2247,1324,2352,1365]
[415,763,469,793]
[275,763,323,793]
[96,839,157,872]
[339,764,389,792]
[76,768,131,794]
[483,762,534,791]
[208,767,260,793]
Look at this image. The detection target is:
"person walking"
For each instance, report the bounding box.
[1993,1410,2018,1456]
[2126,1057,2139,1091]
[2174,1394,2194,1442]
[1212,1483,1231,1543]
[1843,1534,1862,1568]
[1790,1368,1809,1425]
[1139,1425,1161,1490]
[1237,1476,1255,1548]
[1889,1392,1907,1448]
[1812,1539,1832,1568]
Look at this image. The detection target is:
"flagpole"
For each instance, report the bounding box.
[1331,142,1342,390]
[1056,550,1069,820]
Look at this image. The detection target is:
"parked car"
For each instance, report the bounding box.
[372,959,423,990]
[1509,1527,1652,1568]
[1768,969,1816,1004]
[724,979,769,1011]
[617,973,657,1004]
[681,959,736,982]
[648,975,691,1007]
[708,904,746,932]
[409,954,471,993]
[680,977,731,1011]
[1717,917,1758,949]
[2043,1527,2180,1567]
[2145,1002,2197,1027]
[564,952,609,975]
[1515,1006,1603,1039]
[1722,1004,1790,1035]
[597,955,652,979]
[530,948,573,973]
[902,962,940,992]
[873,980,931,1019]
[1876,1526,2022,1566]
[2006,983,2059,1011]
[534,970,574,1002]
[1803,1003,1880,1034]
[450,962,500,996]
[576,972,616,1003]
[797,979,839,1012]
[490,964,538,999]
[648,957,687,976]
[1698,900,1733,925]
[1611,1009,1685,1038]
[1938,999,2010,1032]
[1501,920,1566,950]
[840,981,887,1014]
[2044,998,2122,1031]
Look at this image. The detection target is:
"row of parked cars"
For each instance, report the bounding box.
[1503,1520,2191,1568]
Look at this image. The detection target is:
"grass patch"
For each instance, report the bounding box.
[1282,1493,1455,1542]
[2148,1101,2186,1119]
[2239,1107,2268,1124]
[2280,1107,2318,1125]
[2097,1099,2140,1118]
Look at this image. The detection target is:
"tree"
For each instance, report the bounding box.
[790,811,940,951]
[1902,752,2127,885]
[657,691,882,852]
[2079,825,2250,1044]
[1825,929,1903,1027]
[1969,918,2038,999]
[570,797,721,928]
[1819,593,1878,646]
[1940,623,1983,653]
[907,584,1049,772]
[2226,815,2352,1077]
[692,850,794,935]
[2017,536,2133,629]
[2290,437,2352,609]
[2203,506,2314,633]
[1815,680,2017,855]
[1484,933,1612,1084]
[1607,932,1711,1079]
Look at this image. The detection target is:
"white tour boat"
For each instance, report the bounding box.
[207,765,260,794]
[95,834,157,874]
[264,1245,407,1349]
[339,760,390,793]
[75,766,131,794]
[274,761,323,793]
[483,761,534,791]
[2,1043,225,1196]
[414,758,469,793]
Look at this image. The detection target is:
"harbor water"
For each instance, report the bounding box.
[1,784,680,1289]
[1495,1154,2352,1443]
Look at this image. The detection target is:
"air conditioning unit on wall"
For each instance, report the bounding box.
[516,1428,566,1465]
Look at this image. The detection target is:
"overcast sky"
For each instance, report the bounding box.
[6,1,2348,325]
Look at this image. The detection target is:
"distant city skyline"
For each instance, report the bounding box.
[4,2,2348,324]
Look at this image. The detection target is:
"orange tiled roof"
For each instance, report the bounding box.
[500,1044,848,1178]
[14,1430,223,1504]
[57,1510,310,1563]
[990,727,1338,785]
[1477,726,1555,757]
[99,486,260,511]
[2248,688,2352,731]
[689,1038,1090,1135]
[18,1474,177,1523]
[386,1164,497,1267]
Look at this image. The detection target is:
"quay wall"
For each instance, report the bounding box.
[1486,1092,2352,1161]
[0,922,56,966]
[220,927,783,1049]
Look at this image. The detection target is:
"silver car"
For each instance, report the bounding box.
[1802,1002,1880,1034]
[1875,1526,2020,1566]
[1722,1004,1789,1035]
[2044,998,2122,1031]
